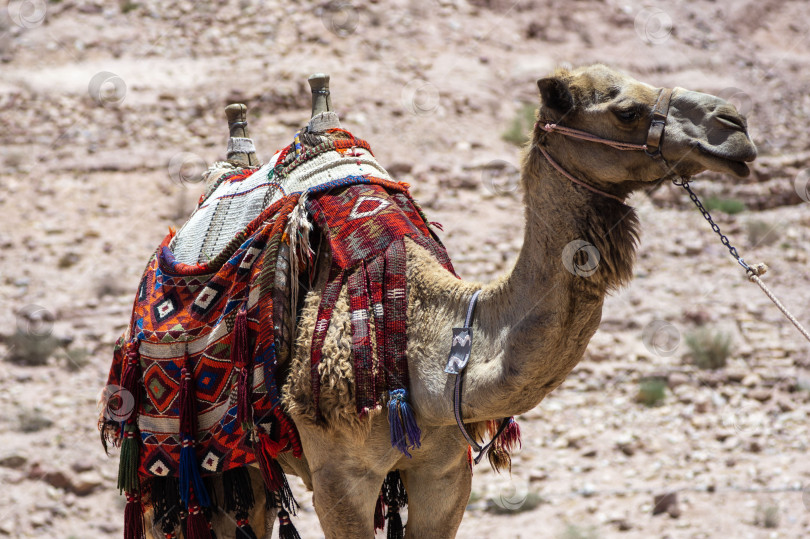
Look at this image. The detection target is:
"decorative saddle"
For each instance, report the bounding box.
[100,126,457,539]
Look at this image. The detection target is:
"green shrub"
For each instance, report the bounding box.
[5,329,61,366]
[636,378,667,407]
[559,524,599,539]
[502,103,537,146]
[487,491,544,514]
[685,328,732,369]
[17,408,54,433]
[120,1,140,13]
[703,196,746,215]
[754,502,779,528]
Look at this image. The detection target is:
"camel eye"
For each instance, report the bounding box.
[614,107,640,123]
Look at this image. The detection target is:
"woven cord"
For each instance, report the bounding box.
[540,122,648,151]
[748,273,810,343]
[537,145,626,204]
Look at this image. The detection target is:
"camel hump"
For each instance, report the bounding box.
[308,72,341,132]
[224,103,258,166]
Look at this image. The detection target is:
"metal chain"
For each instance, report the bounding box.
[672,178,810,343]
[672,178,752,274]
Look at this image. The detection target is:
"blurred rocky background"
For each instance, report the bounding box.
[1,0,809,537]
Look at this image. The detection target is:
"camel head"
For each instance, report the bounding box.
[534,64,757,194]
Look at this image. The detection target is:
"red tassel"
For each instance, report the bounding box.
[124,492,144,539]
[256,432,285,492]
[120,343,141,422]
[232,307,252,427]
[374,493,386,532]
[500,417,522,453]
[185,505,212,539]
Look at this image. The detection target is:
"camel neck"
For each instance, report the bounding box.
[461,151,640,419]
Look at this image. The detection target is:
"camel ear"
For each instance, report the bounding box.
[537,77,574,114]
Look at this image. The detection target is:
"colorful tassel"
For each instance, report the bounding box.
[381,471,408,508]
[185,504,212,539]
[235,514,258,539]
[386,509,404,539]
[487,446,511,473]
[277,509,301,539]
[117,423,139,493]
[223,467,260,539]
[223,467,255,513]
[231,306,253,428]
[124,492,144,539]
[178,509,188,538]
[374,493,385,532]
[178,356,211,508]
[255,431,298,514]
[387,389,421,457]
[203,507,218,539]
[152,476,181,535]
[500,417,522,453]
[381,469,407,537]
[179,435,210,508]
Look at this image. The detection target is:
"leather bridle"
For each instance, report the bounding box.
[446,89,677,462]
[536,87,676,203]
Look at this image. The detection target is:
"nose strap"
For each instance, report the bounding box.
[645,87,673,158]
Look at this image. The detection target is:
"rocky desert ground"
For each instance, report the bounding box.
[1,0,810,537]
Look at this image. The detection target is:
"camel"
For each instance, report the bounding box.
[138,64,757,538]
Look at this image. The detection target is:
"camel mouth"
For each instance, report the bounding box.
[693,143,754,178]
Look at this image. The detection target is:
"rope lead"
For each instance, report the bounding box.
[673,179,810,344]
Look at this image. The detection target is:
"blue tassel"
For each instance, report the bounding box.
[179,436,211,508]
[387,389,421,457]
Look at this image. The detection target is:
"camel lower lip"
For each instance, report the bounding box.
[696,145,752,177]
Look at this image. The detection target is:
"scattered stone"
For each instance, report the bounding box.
[565,428,589,449]
[71,472,103,496]
[40,469,72,491]
[0,453,27,469]
[581,447,598,458]
[529,470,548,482]
[610,518,633,531]
[742,373,762,387]
[748,389,772,402]
[71,460,94,474]
[747,440,763,453]
[667,372,690,388]
[653,492,679,517]
[0,520,16,535]
[775,395,795,412]
[725,369,747,383]
[30,512,50,528]
[616,438,637,456]
[714,429,734,442]
[386,162,413,175]
[97,522,120,534]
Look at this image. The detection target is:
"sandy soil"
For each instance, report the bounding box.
[1,0,810,537]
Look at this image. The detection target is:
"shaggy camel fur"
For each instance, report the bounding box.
[153,64,757,538]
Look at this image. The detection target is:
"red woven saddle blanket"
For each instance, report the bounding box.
[103,173,454,482]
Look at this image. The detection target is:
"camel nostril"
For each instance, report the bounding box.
[716,113,747,132]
